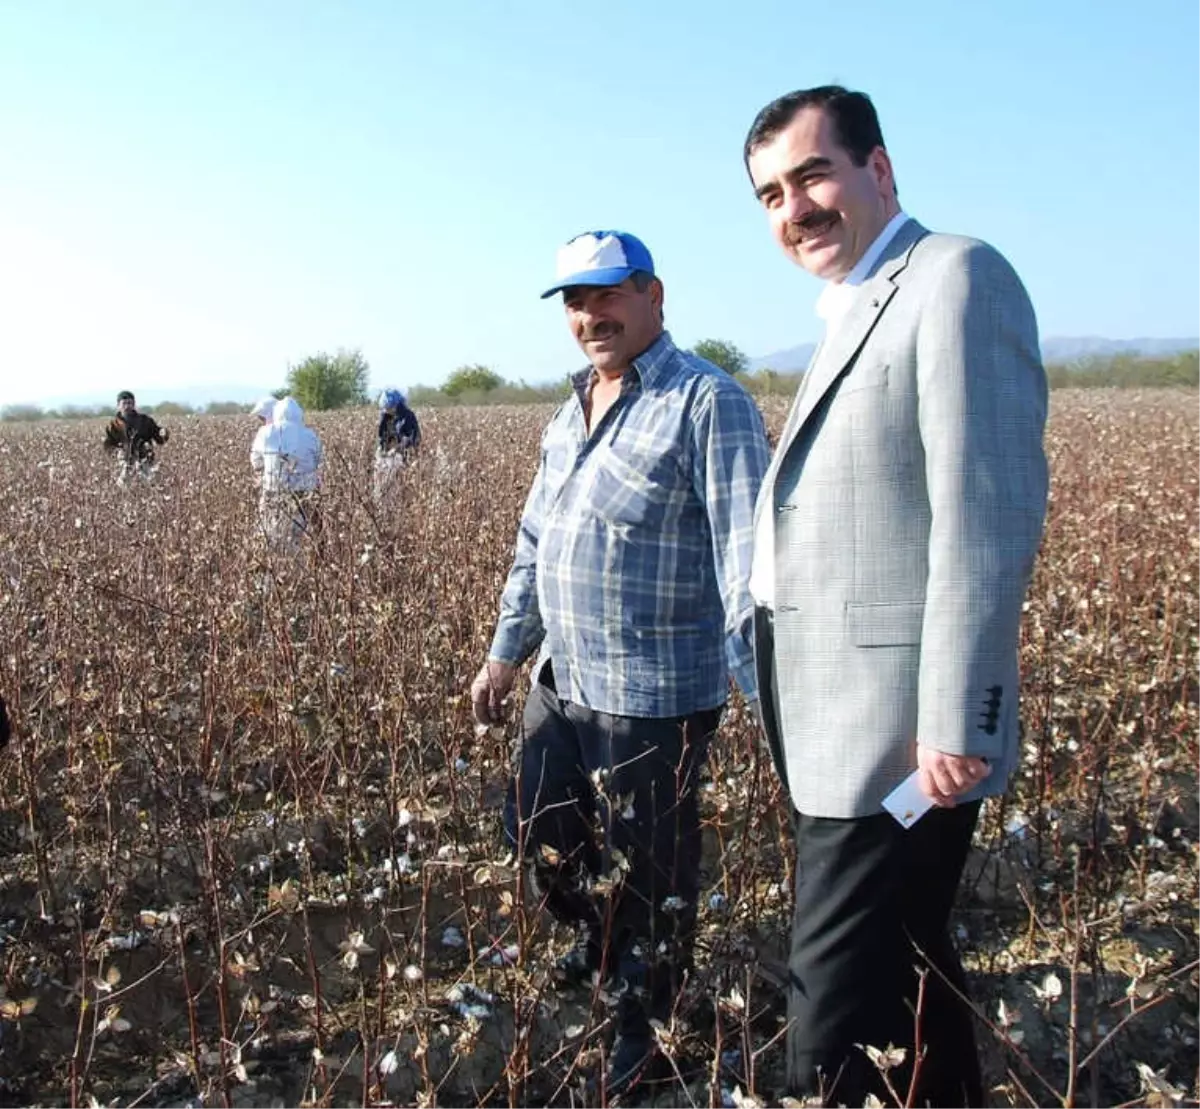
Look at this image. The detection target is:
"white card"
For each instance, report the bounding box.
[881,770,935,829]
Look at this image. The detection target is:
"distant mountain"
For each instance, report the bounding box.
[748,343,817,374]
[1039,337,1198,363]
[749,337,1198,375]
[29,381,276,411]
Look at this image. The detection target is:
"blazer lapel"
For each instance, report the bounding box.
[775,219,928,462]
[755,336,824,527]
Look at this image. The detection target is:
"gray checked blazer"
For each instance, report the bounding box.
[754,219,1049,819]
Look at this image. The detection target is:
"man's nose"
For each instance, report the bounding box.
[576,302,607,327]
[780,185,815,223]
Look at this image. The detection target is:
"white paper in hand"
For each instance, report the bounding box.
[882,770,936,829]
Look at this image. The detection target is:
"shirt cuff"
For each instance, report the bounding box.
[489,622,534,668]
[731,657,758,703]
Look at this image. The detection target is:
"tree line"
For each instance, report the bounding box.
[0,399,253,422]
[3,346,1195,422]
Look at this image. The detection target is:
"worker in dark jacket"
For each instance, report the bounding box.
[103,390,169,482]
[377,388,421,455]
[373,388,420,503]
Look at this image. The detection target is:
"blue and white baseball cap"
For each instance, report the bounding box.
[540,230,655,299]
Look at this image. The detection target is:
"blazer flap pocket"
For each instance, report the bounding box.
[847,601,924,646]
[839,360,889,395]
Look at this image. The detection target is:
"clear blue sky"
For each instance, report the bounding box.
[2,0,1197,406]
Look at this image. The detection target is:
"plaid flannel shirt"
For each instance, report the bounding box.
[489,331,769,717]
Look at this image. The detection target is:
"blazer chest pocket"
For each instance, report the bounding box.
[839,361,889,395]
[847,601,924,646]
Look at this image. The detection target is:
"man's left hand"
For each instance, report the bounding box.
[470,661,515,727]
[916,744,991,807]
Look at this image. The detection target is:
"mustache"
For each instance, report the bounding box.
[582,322,623,342]
[784,209,839,245]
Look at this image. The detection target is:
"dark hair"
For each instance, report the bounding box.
[117,390,135,403]
[629,270,665,325]
[743,85,886,173]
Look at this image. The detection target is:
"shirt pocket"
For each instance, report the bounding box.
[590,442,685,528]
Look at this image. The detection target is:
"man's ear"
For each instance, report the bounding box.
[651,277,665,319]
[869,145,897,201]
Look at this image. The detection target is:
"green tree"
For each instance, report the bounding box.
[752,367,782,395]
[54,404,110,419]
[284,348,371,410]
[0,404,46,422]
[691,338,749,376]
[149,401,196,417]
[442,364,504,398]
[1046,350,1199,389]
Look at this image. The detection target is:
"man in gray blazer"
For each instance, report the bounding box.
[744,86,1049,1106]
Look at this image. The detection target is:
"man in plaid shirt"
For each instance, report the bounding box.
[472,230,768,1097]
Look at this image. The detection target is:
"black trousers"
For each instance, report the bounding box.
[787,801,984,1108]
[508,664,720,1035]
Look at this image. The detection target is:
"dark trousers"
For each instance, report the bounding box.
[508,664,720,1035]
[787,801,984,1108]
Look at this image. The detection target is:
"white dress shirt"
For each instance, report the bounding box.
[749,211,911,611]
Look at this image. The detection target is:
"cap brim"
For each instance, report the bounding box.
[539,265,636,299]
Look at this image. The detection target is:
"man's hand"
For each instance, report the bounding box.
[916,744,991,807]
[471,661,516,726]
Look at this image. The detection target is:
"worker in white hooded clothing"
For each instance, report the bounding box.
[250,397,275,426]
[250,396,324,551]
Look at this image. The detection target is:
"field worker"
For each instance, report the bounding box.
[744,85,1049,1106]
[471,230,769,1098]
[103,390,169,483]
[250,396,324,551]
[250,396,275,426]
[373,387,422,502]
[377,388,421,455]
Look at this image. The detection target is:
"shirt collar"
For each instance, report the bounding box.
[570,329,676,401]
[630,330,676,390]
[843,210,910,287]
[815,211,910,322]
